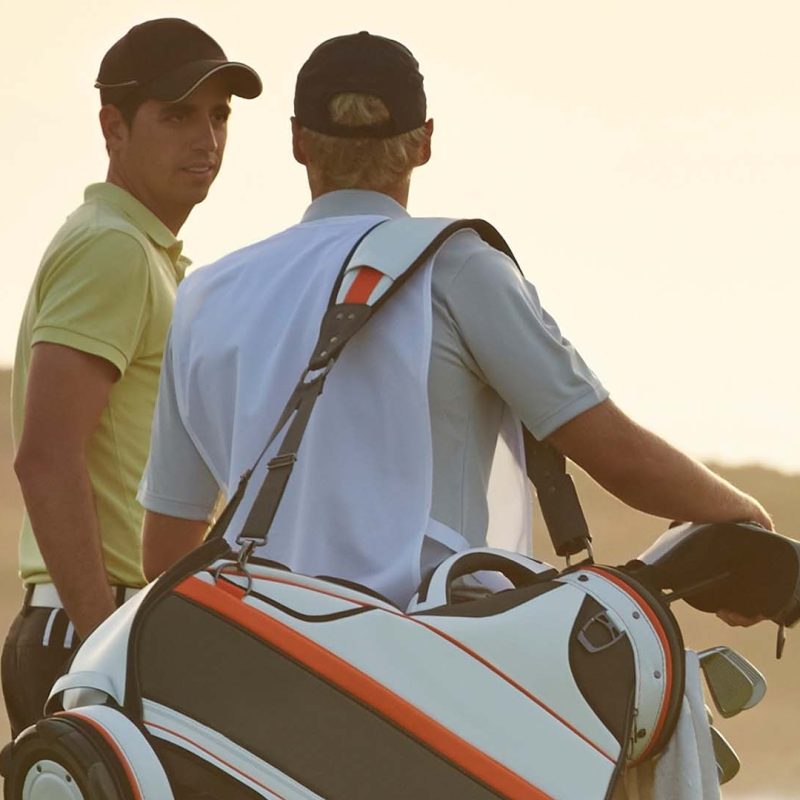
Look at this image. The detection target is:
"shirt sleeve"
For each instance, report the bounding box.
[32,230,152,374]
[439,237,609,439]
[137,328,220,521]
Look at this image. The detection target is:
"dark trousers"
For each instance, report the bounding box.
[1,600,79,739]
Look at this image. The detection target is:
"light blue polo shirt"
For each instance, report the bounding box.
[139,190,608,548]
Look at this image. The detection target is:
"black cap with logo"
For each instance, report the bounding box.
[96,18,262,104]
[294,31,426,138]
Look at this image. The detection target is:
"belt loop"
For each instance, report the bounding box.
[22,585,33,612]
[115,585,125,607]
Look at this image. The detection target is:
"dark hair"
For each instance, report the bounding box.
[100,88,146,128]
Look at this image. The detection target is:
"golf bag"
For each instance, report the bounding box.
[4,540,685,800]
[9,519,800,800]
[3,218,796,799]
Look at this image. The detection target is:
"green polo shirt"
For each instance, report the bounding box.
[12,182,189,586]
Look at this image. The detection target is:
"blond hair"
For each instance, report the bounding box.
[300,93,427,191]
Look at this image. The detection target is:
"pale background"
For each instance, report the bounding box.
[2,0,799,472]
[1,1,799,797]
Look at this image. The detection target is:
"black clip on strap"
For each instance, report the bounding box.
[523,429,592,562]
[235,364,330,550]
[235,304,373,552]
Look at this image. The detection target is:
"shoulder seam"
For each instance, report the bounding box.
[438,232,511,293]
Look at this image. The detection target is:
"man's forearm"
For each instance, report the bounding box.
[548,400,772,530]
[590,433,770,526]
[16,451,116,639]
[142,510,208,581]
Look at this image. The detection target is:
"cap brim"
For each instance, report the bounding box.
[147,59,262,102]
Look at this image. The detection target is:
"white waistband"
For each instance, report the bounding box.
[29,583,140,609]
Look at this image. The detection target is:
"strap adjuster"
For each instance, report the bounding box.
[268,453,297,470]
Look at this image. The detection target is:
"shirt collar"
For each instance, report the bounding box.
[84,183,188,267]
[300,190,410,224]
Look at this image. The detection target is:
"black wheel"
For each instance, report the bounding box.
[4,717,131,800]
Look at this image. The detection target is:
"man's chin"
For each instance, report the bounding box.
[178,185,213,208]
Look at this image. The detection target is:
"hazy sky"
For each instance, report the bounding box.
[3,0,799,472]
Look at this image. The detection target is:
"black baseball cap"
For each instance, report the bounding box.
[96,18,262,104]
[294,31,426,138]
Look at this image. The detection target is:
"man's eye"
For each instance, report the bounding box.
[166,111,186,123]
[213,111,230,124]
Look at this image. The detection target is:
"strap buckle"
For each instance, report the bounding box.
[566,538,594,567]
[212,540,256,597]
[267,453,297,470]
[300,359,335,385]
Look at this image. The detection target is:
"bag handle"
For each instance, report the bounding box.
[408,548,558,612]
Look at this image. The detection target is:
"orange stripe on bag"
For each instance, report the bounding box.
[218,579,247,600]
[345,266,383,304]
[176,576,553,800]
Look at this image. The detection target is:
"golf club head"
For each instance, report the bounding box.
[698,646,767,718]
[709,726,741,785]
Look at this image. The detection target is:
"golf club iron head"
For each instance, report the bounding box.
[698,646,767,718]
[709,726,741,785]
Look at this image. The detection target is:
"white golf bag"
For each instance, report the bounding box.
[4,541,686,800]
[7,518,799,800]
[4,218,797,799]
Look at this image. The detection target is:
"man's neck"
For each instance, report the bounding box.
[309,179,410,209]
[105,169,189,235]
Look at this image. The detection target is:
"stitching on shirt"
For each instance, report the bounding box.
[37,227,148,305]
[531,386,608,436]
[436,238,508,383]
[106,397,146,583]
[130,257,153,364]
[31,326,130,371]
[138,488,215,517]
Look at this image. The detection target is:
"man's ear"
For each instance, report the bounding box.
[99,105,129,154]
[418,118,434,166]
[291,117,308,165]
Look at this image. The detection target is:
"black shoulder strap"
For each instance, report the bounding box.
[523,429,591,558]
[214,217,590,563]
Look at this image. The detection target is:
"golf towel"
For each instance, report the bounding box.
[617,651,719,800]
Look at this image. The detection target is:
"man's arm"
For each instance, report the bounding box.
[142,511,208,581]
[437,240,770,529]
[138,326,220,579]
[547,399,772,530]
[14,343,119,639]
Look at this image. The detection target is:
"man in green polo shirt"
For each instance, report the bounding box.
[1,18,261,737]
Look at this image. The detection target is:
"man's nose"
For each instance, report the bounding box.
[193,116,219,152]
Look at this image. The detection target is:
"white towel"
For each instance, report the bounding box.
[615,651,719,800]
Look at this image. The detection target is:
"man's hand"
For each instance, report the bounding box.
[717,610,768,627]
[15,343,119,638]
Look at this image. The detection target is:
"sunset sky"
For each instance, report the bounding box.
[3,0,799,471]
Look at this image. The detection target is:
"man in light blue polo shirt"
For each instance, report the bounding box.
[139,33,771,606]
